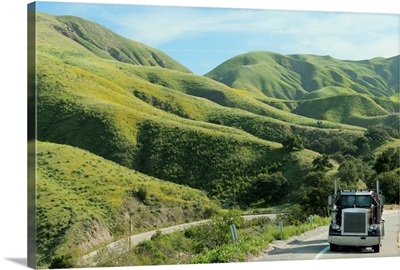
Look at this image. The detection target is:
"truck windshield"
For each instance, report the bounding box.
[341,195,371,208]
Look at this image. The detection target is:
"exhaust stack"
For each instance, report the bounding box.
[376,180,379,195]
[334,179,338,196]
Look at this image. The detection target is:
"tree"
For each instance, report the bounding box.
[373,147,400,173]
[338,156,373,186]
[327,137,357,155]
[375,171,400,204]
[354,136,370,150]
[253,172,289,204]
[309,137,356,155]
[338,159,359,185]
[282,134,304,150]
[287,172,332,223]
[365,125,391,142]
[312,154,333,170]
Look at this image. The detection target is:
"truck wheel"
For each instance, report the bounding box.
[330,243,339,252]
[372,245,380,253]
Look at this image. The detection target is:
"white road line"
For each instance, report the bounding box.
[314,245,330,260]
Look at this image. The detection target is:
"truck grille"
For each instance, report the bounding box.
[342,210,367,235]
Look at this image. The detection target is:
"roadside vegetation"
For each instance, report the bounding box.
[87,210,330,267]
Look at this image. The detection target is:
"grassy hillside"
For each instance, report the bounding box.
[205,51,399,129]
[37,12,191,73]
[36,141,219,267]
[206,51,398,99]
[294,95,388,122]
[36,12,365,169]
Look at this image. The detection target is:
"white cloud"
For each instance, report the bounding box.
[102,8,310,45]
[103,7,234,45]
[104,8,399,58]
[289,13,399,59]
[62,4,398,60]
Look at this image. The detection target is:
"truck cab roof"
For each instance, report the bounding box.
[340,190,374,196]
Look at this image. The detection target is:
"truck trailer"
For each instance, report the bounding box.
[328,180,385,253]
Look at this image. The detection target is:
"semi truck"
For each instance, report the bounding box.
[327,180,385,253]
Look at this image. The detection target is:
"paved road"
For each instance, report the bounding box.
[251,210,400,262]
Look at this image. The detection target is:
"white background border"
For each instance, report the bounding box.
[1,0,399,269]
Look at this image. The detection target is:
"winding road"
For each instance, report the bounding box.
[250,210,400,262]
[81,214,276,265]
[80,210,398,266]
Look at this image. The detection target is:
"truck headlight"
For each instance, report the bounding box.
[332,224,340,231]
[368,224,378,232]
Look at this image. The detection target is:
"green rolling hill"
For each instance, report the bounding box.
[205,51,399,129]
[39,13,192,72]
[205,51,399,99]
[36,141,218,267]
[36,12,365,171]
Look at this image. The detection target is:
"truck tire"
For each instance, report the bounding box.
[330,243,339,252]
[372,245,380,253]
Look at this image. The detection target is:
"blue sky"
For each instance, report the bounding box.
[36,1,399,75]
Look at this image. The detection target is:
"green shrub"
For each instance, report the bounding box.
[373,147,400,173]
[137,185,148,202]
[49,252,75,269]
[151,230,162,241]
[282,134,304,150]
[137,240,167,264]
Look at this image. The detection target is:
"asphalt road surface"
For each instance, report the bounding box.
[250,210,400,262]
